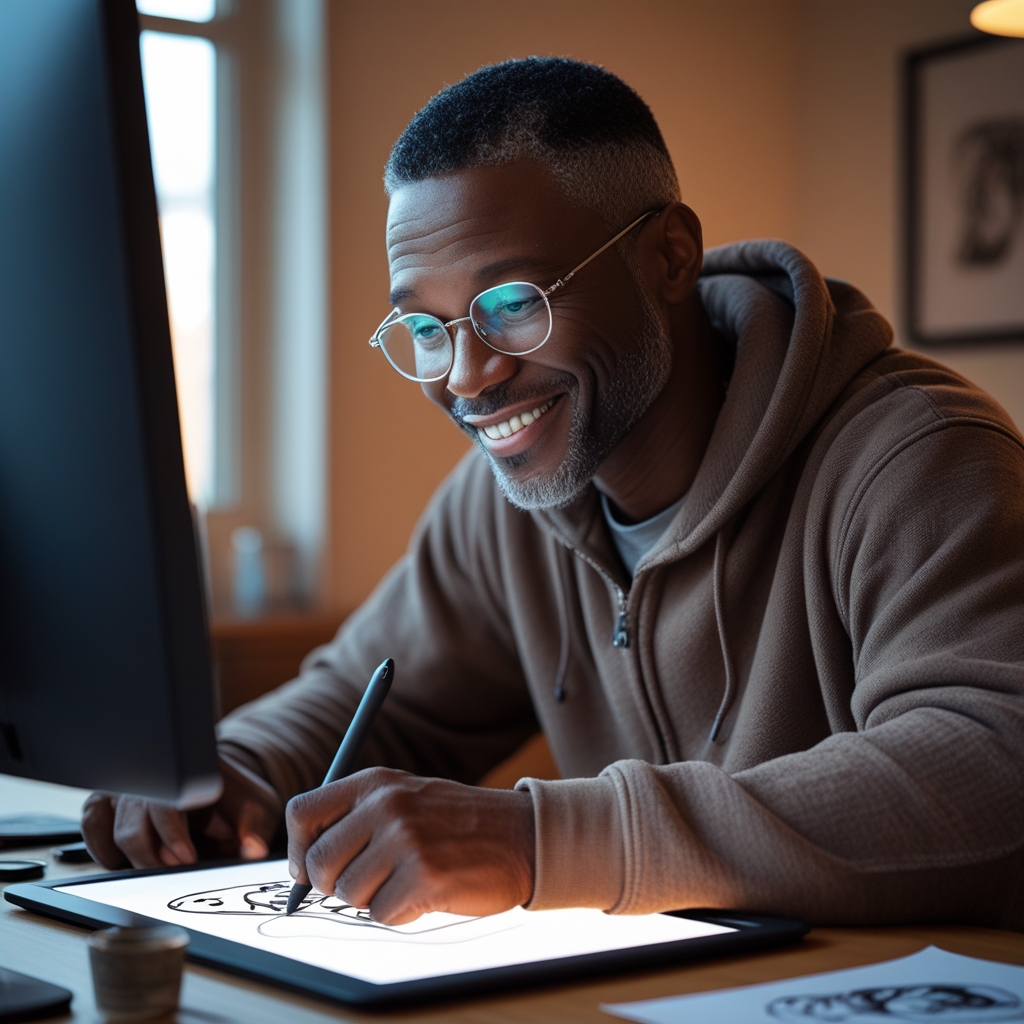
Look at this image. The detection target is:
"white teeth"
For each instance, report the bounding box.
[479,401,552,443]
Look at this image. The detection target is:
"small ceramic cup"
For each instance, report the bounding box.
[88,924,189,1021]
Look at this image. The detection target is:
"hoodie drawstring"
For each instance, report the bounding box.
[709,525,736,742]
[552,550,570,702]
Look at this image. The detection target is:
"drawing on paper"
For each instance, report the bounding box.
[765,983,1024,1022]
[168,880,522,944]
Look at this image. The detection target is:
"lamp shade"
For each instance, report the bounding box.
[971,0,1024,36]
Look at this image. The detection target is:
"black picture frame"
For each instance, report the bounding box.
[6,864,808,1009]
[904,33,1024,347]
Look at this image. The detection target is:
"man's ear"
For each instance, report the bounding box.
[644,203,703,305]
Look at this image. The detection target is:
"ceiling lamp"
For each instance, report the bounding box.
[970,0,1024,36]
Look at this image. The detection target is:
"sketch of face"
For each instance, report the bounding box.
[954,118,1024,267]
[166,879,515,940]
[168,881,324,916]
[168,881,381,923]
[766,984,1024,1022]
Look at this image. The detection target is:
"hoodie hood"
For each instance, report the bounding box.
[539,239,893,562]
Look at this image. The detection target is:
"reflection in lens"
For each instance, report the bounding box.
[470,283,550,354]
[379,315,452,381]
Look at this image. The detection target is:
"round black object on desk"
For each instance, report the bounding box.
[0,860,46,882]
[0,815,81,850]
[0,967,72,1022]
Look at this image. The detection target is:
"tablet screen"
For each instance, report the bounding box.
[58,860,736,985]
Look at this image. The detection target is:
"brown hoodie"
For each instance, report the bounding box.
[218,240,1024,928]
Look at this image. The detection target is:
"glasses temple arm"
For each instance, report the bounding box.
[543,209,658,296]
[369,308,402,345]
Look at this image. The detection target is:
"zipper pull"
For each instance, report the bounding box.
[612,608,629,648]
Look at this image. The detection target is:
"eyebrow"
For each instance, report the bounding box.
[387,285,416,306]
[386,255,556,309]
[474,255,549,282]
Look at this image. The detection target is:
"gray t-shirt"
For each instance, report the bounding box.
[600,491,686,578]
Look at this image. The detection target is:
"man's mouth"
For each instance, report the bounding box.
[478,400,554,440]
[459,394,565,458]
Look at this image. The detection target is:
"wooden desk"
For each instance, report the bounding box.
[4,774,1024,1024]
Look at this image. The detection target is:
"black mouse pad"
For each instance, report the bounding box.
[0,816,81,850]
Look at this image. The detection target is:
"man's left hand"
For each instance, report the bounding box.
[286,767,535,925]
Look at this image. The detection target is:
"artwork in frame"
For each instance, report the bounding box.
[904,34,1024,346]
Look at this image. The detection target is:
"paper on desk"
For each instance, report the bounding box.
[602,946,1024,1023]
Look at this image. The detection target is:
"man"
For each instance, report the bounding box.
[84,58,1024,930]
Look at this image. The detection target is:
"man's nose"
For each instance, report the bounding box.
[445,320,518,398]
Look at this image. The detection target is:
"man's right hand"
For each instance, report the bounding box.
[82,754,282,869]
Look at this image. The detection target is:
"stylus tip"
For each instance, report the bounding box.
[285,882,312,916]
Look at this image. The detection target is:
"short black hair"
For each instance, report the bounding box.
[386,57,671,188]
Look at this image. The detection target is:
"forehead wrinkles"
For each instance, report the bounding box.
[386,210,517,274]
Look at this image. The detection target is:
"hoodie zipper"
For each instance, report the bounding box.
[560,542,629,648]
[556,537,679,766]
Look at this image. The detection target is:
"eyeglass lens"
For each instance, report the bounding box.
[377,282,552,382]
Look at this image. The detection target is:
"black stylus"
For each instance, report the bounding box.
[284,657,394,915]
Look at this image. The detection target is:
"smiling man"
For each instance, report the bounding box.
[84,58,1024,931]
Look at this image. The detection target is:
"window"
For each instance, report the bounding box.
[138,0,224,508]
[137,0,328,613]
[140,28,217,503]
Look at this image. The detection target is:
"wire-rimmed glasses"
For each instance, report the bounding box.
[369,209,657,383]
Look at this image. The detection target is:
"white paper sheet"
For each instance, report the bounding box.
[57,859,734,986]
[603,946,1024,1023]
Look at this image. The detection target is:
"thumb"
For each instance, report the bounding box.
[236,798,277,860]
[215,752,283,859]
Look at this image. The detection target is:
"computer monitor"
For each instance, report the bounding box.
[0,0,221,807]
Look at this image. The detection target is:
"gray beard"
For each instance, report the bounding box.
[454,285,673,511]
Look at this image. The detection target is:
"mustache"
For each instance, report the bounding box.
[449,372,576,428]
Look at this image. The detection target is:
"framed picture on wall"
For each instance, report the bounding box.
[904,34,1024,346]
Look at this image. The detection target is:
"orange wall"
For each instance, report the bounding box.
[324,0,802,612]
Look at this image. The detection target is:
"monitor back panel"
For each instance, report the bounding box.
[0,0,219,805]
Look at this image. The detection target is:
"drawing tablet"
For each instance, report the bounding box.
[6,860,807,1007]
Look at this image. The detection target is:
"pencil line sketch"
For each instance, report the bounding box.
[766,983,1024,1022]
[167,880,523,945]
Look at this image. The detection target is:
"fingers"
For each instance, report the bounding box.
[81,793,126,869]
[111,797,192,869]
[234,782,278,860]
[368,861,434,926]
[81,756,285,871]
[216,754,282,859]
[305,810,380,902]
[285,768,444,913]
[289,769,536,926]
[149,803,197,865]
[110,797,163,868]
[286,774,368,884]
[232,797,271,860]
